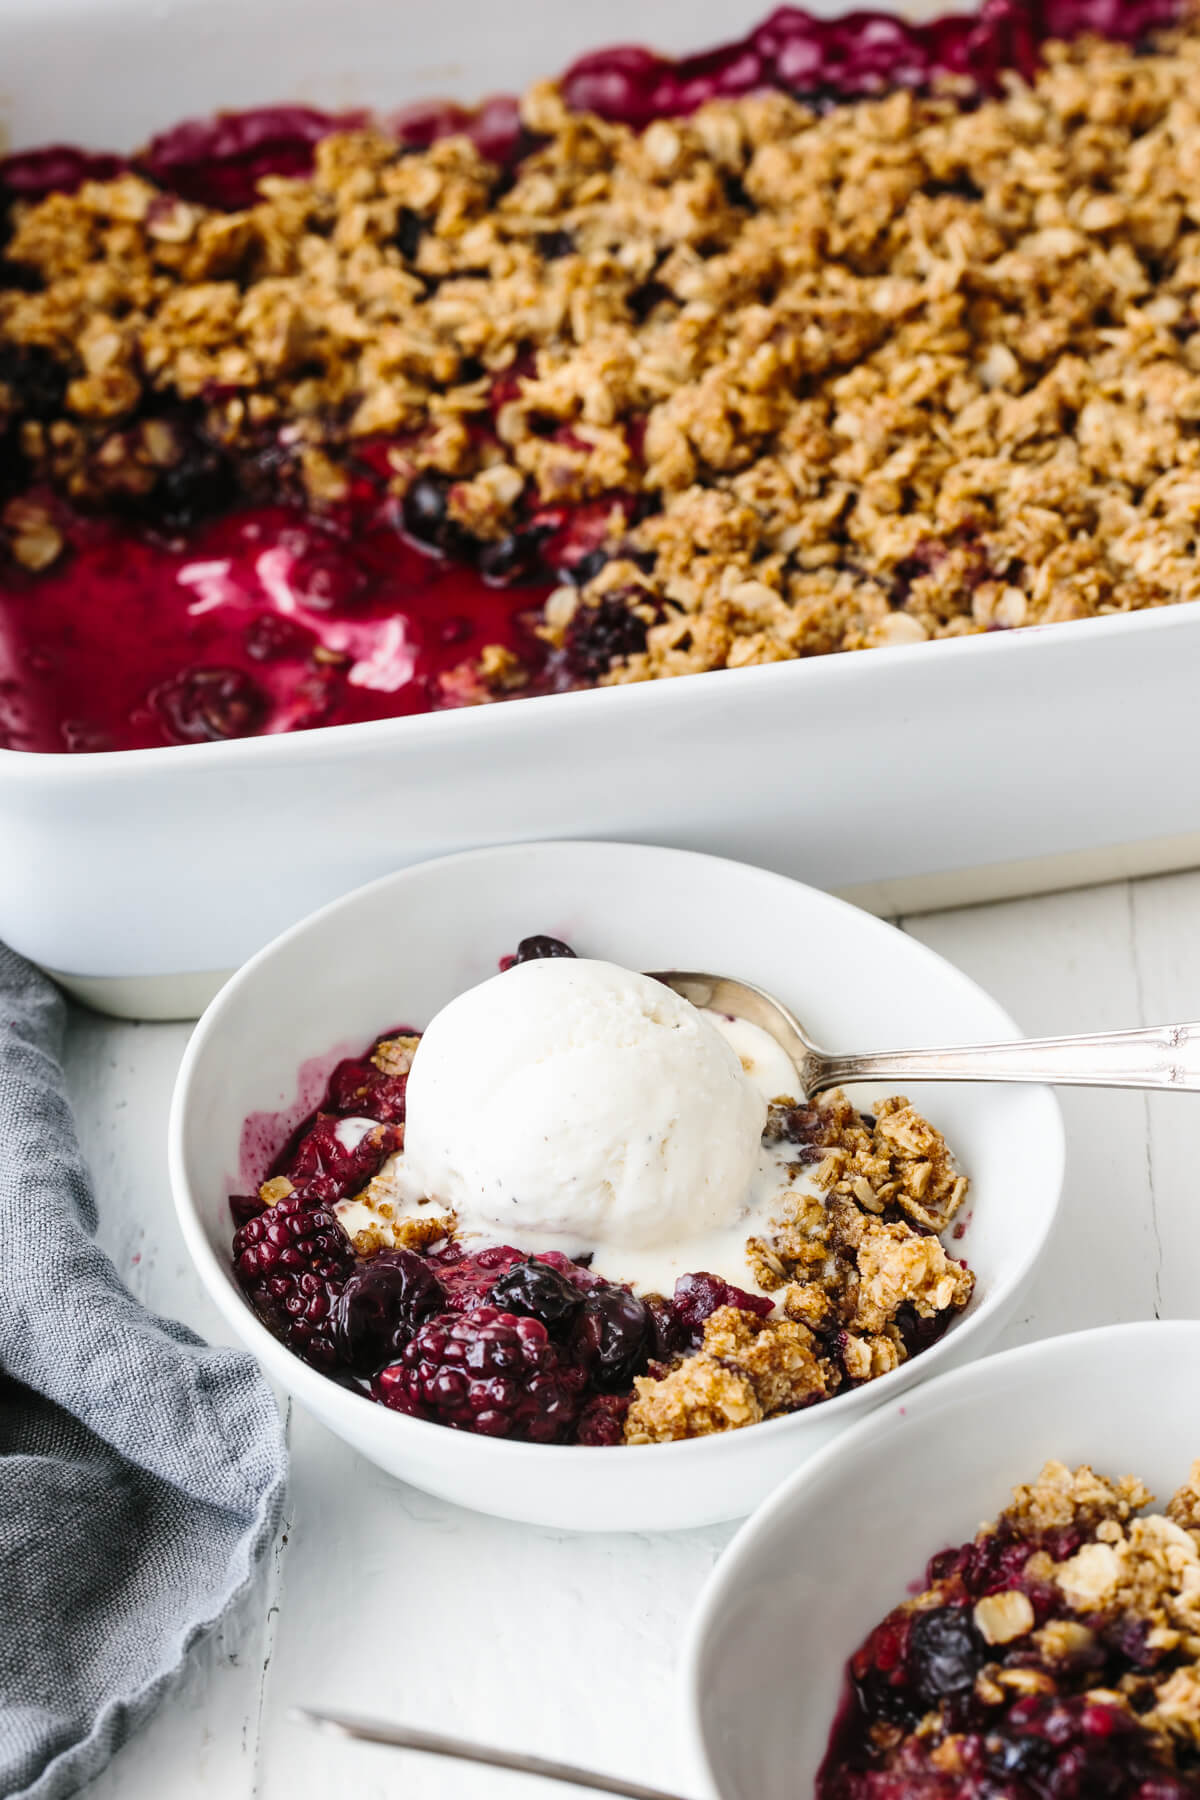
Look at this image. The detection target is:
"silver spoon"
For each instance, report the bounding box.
[293,1706,692,1800]
[651,971,1200,1095]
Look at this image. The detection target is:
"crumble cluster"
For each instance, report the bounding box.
[624,1089,972,1444]
[5,26,1200,687]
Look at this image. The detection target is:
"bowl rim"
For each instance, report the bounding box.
[167,837,1066,1464]
[678,1315,1200,1798]
[10,596,1200,774]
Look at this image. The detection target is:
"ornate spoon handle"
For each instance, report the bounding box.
[815,1021,1200,1093]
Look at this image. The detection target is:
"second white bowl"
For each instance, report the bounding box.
[685,1319,1200,1799]
[168,840,1064,1531]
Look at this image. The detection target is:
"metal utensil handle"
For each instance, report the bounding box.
[816,1021,1200,1093]
[293,1707,692,1800]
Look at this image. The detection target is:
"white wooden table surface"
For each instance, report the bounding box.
[63,868,1200,1800]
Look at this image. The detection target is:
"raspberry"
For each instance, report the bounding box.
[232,1193,355,1369]
[325,1054,411,1124]
[432,1244,527,1310]
[277,1113,401,1205]
[387,1306,586,1441]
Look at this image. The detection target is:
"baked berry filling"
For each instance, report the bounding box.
[819,1460,1200,1798]
[227,934,975,1445]
[0,0,1187,751]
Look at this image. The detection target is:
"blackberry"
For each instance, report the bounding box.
[391,1306,586,1441]
[575,1393,631,1446]
[233,1192,355,1369]
[332,1249,444,1374]
[373,1363,431,1418]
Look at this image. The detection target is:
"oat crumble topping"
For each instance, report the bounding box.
[7,24,1200,693]
[623,1088,972,1443]
[821,1459,1200,1794]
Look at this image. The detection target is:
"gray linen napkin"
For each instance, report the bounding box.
[0,944,288,1800]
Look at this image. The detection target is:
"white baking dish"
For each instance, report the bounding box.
[5,0,1200,1017]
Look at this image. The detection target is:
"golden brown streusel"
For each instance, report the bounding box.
[624,1353,763,1443]
[7,27,1200,692]
[999,1458,1154,1537]
[626,1089,971,1442]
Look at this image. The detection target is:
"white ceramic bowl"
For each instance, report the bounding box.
[684,1319,1200,1799]
[168,839,1064,1531]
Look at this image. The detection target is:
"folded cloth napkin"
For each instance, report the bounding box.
[0,944,288,1800]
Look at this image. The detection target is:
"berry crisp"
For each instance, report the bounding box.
[0,0,1194,749]
[820,1458,1200,1798]
[228,933,974,1446]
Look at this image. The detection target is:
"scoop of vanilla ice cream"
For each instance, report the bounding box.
[401,958,767,1254]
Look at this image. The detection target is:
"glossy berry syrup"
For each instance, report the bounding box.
[0,0,1181,752]
[0,486,554,751]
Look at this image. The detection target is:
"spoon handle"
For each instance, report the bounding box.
[816,1021,1200,1093]
[292,1706,693,1800]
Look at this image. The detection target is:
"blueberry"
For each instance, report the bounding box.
[0,343,67,420]
[402,473,453,549]
[570,1286,653,1391]
[395,206,423,260]
[513,935,577,964]
[476,529,542,585]
[906,1605,982,1705]
[152,434,239,532]
[536,229,575,259]
[564,595,651,679]
[488,1258,585,1334]
[566,546,609,588]
[332,1249,444,1374]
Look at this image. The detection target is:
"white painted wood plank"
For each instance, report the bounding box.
[901,882,1161,1340]
[254,1404,725,1800]
[1127,869,1200,1323]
